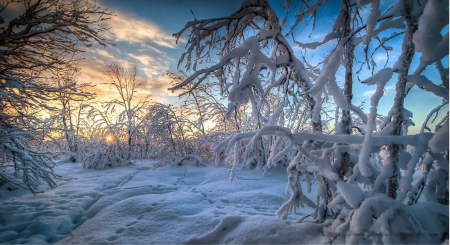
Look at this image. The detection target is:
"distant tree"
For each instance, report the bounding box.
[82,96,154,169]
[51,61,95,162]
[0,0,113,193]
[101,61,147,160]
[168,71,237,162]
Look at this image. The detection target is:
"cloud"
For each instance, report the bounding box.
[139,44,172,57]
[363,85,396,97]
[104,12,184,48]
[304,32,327,42]
[363,90,375,97]
[92,48,116,60]
[77,61,104,83]
[4,0,182,49]
[128,53,172,80]
[374,54,387,62]
[73,1,185,104]
[76,61,116,101]
[76,54,176,103]
[129,53,156,66]
[138,74,179,103]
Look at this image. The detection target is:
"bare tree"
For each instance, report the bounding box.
[101,61,147,160]
[385,2,419,199]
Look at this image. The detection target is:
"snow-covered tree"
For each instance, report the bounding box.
[168,71,242,162]
[50,61,95,163]
[0,0,113,193]
[169,0,448,243]
[101,62,149,160]
[81,94,154,169]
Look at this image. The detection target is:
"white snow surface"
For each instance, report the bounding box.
[336,182,364,208]
[0,160,330,244]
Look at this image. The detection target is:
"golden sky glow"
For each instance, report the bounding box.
[73,0,187,105]
[64,0,448,135]
[106,134,113,143]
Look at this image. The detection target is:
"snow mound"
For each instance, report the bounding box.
[186,215,330,244]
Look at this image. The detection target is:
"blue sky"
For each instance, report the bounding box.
[79,0,448,134]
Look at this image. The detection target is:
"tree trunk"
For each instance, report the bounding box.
[339,0,354,181]
[62,104,76,154]
[291,67,322,135]
[387,12,418,199]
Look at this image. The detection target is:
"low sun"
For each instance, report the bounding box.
[106,135,113,142]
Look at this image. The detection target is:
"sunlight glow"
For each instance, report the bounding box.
[106,135,113,143]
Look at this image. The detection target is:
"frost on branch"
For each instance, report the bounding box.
[169,0,449,243]
[336,182,364,209]
[428,120,449,153]
[355,68,393,178]
[0,129,58,194]
[412,0,449,71]
[406,75,449,100]
[0,0,113,192]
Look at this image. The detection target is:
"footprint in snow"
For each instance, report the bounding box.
[107,235,119,241]
[116,228,124,234]
[126,221,137,227]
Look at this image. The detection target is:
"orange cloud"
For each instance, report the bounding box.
[77,57,178,104]
[76,61,114,101]
[74,1,184,104]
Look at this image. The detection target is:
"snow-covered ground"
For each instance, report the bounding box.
[0,160,335,244]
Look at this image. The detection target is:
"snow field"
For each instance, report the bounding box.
[0,161,329,244]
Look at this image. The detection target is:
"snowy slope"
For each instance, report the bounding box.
[0,161,332,244]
